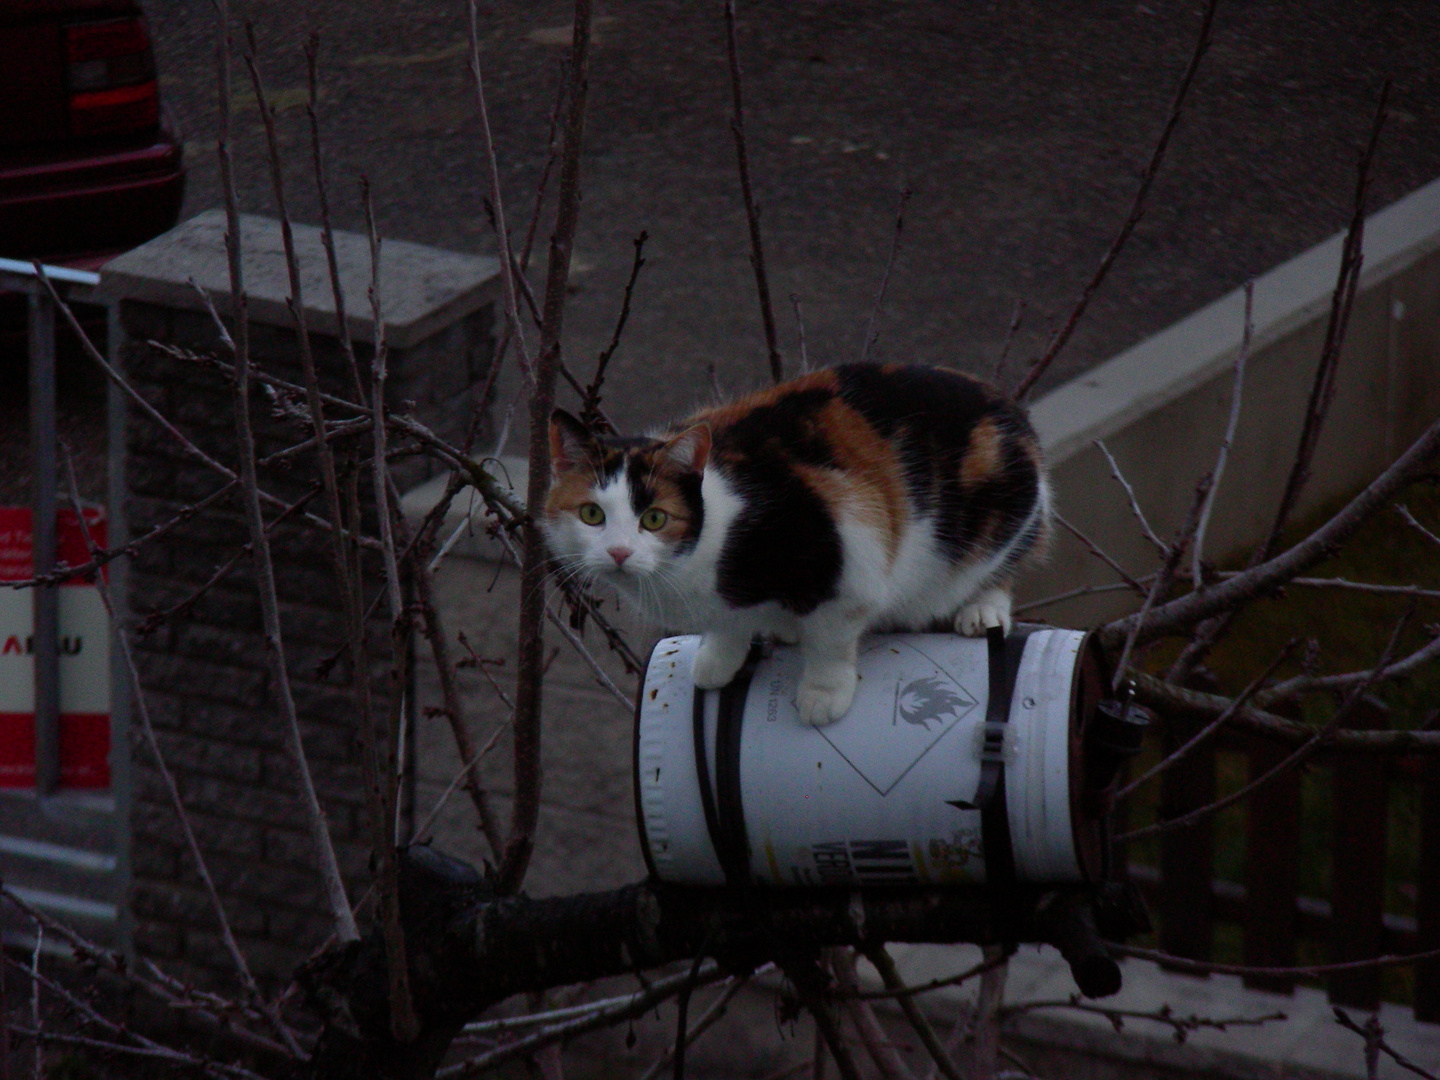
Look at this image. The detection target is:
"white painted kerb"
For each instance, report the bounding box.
[1030,174,1440,464]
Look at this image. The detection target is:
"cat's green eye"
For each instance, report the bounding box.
[578,503,605,526]
[639,508,669,532]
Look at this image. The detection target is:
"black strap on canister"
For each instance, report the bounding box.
[978,625,1020,948]
[691,686,724,870]
[691,645,760,887]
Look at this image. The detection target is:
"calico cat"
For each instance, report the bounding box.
[543,363,1050,726]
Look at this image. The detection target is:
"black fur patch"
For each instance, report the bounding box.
[716,468,842,614]
[836,364,1039,562]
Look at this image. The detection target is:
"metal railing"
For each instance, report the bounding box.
[0,258,107,795]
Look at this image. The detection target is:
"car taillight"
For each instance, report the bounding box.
[64,18,159,138]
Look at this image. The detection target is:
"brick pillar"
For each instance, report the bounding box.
[99,212,496,982]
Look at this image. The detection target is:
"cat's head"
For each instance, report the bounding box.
[542,409,709,582]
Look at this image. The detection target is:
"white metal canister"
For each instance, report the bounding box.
[634,628,1108,889]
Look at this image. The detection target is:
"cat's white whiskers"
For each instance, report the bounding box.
[652,567,701,629]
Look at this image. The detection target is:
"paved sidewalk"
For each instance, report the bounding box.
[882,943,1440,1080]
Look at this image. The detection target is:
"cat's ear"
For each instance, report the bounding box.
[661,424,711,473]
[550,409,597,474]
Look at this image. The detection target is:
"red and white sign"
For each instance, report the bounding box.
[0,506,110,789]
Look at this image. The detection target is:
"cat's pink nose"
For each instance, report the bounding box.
[607,546,633,567]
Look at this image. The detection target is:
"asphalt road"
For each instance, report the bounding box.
[145,0,1440,436]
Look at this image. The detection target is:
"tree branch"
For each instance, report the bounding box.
[215,0,357,943]
[724,0,782,384]
[1101,407,1440,649]
[498,0,594,895]
[1013,0,1218,400]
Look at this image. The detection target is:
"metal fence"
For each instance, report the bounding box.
[1125,695,1440,1021]
[0,258,126,953]
[0,258,107,794]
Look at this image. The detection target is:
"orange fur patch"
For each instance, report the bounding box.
[683,369,841,435]
[642,472,697,543]
[545,469,600,518]
[960,417,1003,489]
[814,399,907,560]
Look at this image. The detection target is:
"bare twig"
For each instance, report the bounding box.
[360,178,420,1041]
[467,0,534,381]
[493,531,634,709]
[1012,579,1142,616]
[636,976,749,1080]
[1163,84,1391,682]
[416,593,505,851]
[1110,478,1210,692]
[29,927,41,1080]
[498,0,594,895]
[864,945,960,1080]
[849,950,1012,1002]
[412,709,511,844]
[1334,1009,1439,1080]
[970,947,1009,1080]
[8,1029,266,1080]
[579,230,648,432]
[1052,511,1148,595]
[831,949,917,1080]
[1002,997,1286,1043]
[1,474,245,590]
[1121,612,1408,842]
[1131,671,1440,754]
[521,62,568,274]
[215,0,357,943]
[6,955,269,1080]
[991,299,1025,384]
[1191,280,1252,586]
[0,888,290,1057]
[1112,943,1440,980]
[724,0,782,384]
[1264,83,1390,558]
[1114,640,1296,802]
[1102,407,1440,650]
[1013,0,1218,400]
[63,452,302,1057]
[42,273,374,558]
[438,963,728,1078]
[790,293,811,373]
[1095,439,1166,556]
[1397,504,1440,551]
[1211,573,1440,602]
[303,33,366,402]
[1,916,8,1080]
[1257,627,1440,706]
[785,963,863,1080]
[859,187,912,364]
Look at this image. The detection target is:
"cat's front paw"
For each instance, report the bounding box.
[955,588,1012,636]
[692,633,751,689]
[796,664,858,726]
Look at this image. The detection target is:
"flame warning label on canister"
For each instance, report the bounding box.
[810,639,979,797]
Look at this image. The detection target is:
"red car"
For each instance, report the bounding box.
[0,0,183,268]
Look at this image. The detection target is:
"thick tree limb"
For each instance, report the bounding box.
[1130,672,1440,753]
[301,850,1145,1080]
